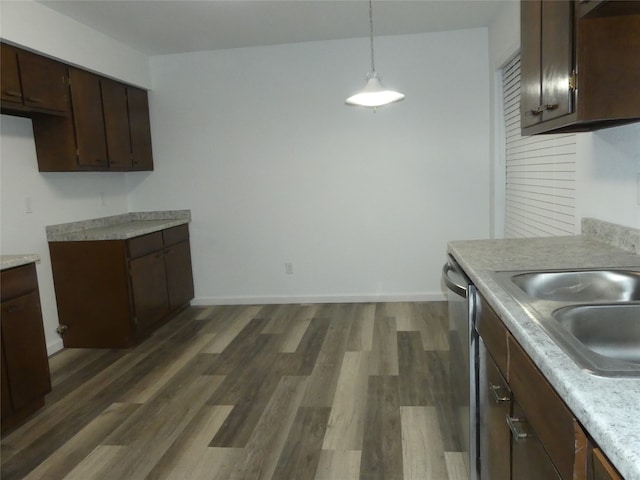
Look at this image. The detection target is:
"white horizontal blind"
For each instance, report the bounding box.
[502,54,577,238]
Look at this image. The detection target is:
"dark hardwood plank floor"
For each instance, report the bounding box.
[1,302,466,480]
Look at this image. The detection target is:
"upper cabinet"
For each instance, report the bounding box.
[1,42,153,172]
[1,43,69,116]
[520,0,640,135]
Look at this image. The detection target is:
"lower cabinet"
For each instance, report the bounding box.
[476,293,622,480]
[478,339,511,480]
[49,224,194,348]
[1,263,52,430]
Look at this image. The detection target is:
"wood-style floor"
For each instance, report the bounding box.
[1,302,466,480]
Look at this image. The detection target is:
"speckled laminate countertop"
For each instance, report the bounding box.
[0,254,40,271]
[448,220,640,480]
[46,210,191,242]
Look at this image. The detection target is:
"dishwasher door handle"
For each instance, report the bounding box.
[442,262,468,299]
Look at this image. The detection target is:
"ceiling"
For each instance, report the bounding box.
[35,0,506,56]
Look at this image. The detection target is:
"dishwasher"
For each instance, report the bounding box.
[442,254,478,480]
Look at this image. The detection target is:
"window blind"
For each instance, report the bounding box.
[502,54,577,238]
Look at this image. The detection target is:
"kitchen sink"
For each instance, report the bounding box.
[510,270,640,302]
[492,268,640,377]
[553,304,640,364]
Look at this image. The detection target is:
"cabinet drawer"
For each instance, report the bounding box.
[128,232,163,259]
[162,224,189,247]
[1,264,37,302]
[476,295,508,376]
[508,335,576,480]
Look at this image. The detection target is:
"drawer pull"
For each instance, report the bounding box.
[489,383,510,403]
[506,416,534,443]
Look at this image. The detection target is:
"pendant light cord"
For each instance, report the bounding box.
[369,0,375,74]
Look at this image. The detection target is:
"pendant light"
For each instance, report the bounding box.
[345,0,405,110]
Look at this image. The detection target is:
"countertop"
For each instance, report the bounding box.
[448,225,640,479]
[0,254,40,271]
[46,210,191,242]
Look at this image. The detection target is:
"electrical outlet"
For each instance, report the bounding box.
[285,262,294,275]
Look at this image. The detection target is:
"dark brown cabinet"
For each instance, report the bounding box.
[510,400,563,480]
[49,224,193,348]
[520,0,640,135]
[475,293,620,480]
[520,0,574,130]
[1,42,153,172]
[1,263,52,430]
[590,448,622,480]
[1,43,69,116]
[70,68,110,168]
[127,86,154,171]
[478,339,511,480]
[33,69,154,172]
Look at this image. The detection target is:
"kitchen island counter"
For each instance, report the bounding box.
[448,219,640,480]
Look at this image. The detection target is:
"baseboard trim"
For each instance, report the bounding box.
[47,338,64,357]
[191,292,446,306]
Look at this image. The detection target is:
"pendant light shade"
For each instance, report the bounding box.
[346,0,405,109]
[345,72,405,107]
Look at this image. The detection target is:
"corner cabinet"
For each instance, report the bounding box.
[1,263,52,431]
[520,0,640,135]
[49,224,193,348]
[476,294,622,480]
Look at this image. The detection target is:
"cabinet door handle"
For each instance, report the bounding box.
[529,103,559,116]
[3,90,22,98]
[25,96,43,104]
[506,416,534,443]
[3,305,20,314]
[489,383,510,403]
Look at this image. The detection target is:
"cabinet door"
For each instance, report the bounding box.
[164,241,194,310]
[1,353,13,419]
[101,79,133,170]
[478,340,510,480]
[520,0,574,129]
[69,68,108,168]
[127,87,154,170]
[130,251,170,332]
[591,448,622,480]
[1,44,23,105]
[510,401,563,480]
[540,0,573,122]
[0,292,51,411]
[520,0,543,129]
[17,49,69,113]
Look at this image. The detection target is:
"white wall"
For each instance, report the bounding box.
[127,29,492,304]
[0,116,129,354]
[0,0,150,88]
[487,3,640,234]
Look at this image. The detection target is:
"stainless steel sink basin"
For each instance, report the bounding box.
[511,270,640,302]
[491,267,640,377]
[553,304,640,364]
